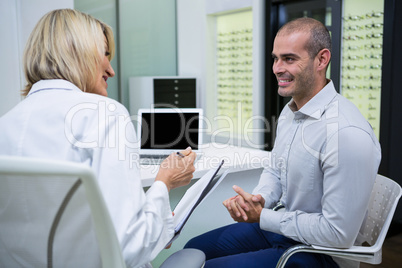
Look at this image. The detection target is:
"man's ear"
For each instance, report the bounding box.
[316,48,331,71]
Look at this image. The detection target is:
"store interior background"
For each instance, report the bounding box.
[1,0,402,267]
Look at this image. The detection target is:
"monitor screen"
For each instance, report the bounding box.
[140,112,200,150]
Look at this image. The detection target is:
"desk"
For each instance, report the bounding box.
[140,143,270,187]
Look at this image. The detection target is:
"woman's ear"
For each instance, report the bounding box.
[316,48,331,71]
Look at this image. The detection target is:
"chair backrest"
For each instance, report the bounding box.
[0,156,126,268]
[359,174,402,251]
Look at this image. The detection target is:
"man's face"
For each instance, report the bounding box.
[272,32,317,106]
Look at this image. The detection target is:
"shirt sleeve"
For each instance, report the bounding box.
[82,101,174,267]
[252,164,282,209]
[259,127,381,248]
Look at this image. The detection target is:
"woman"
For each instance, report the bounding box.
[0,9,196,267]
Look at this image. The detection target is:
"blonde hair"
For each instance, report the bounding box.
[22,9,115,96]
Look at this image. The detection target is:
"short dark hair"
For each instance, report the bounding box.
[277,17,331,58]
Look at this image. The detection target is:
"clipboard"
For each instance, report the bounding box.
[166,160,226,247]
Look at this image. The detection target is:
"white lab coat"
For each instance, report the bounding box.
[0,79,174,267]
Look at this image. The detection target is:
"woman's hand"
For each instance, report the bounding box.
[155,147,196,191]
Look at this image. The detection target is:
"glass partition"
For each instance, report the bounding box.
[75,0,119,101]
[75,0,177,110]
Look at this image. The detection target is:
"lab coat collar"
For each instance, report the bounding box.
[27,79,83,97]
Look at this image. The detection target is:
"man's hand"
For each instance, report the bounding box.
[222,185,265,223]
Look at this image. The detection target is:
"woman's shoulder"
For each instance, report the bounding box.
[78,92,130,116]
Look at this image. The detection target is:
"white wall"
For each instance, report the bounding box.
[176,0,266,148]
[176,0,253,80]
[0,0,73,117]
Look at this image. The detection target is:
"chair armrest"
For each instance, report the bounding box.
[312,244,376,253]
[160,248,206,268]
[276,244,379,268]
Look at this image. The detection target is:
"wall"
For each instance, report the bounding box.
[176,0,266,148]
[120,0,177,109]
[1,0,20,117]
[0,0,73,117]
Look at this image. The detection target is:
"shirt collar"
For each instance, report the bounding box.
[27,79,83,97]
[288,80,337,120]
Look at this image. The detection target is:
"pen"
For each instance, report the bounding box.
[176,151,185,158]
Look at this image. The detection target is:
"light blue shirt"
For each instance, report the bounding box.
[253,81,381,252]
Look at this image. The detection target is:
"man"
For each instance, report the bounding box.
[184,17,381,268]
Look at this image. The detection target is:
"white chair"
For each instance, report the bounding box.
[0,156,205,268]
[275,174,402,268]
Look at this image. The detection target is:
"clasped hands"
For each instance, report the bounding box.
[223,185,265,223]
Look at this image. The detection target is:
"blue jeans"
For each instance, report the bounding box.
[184,223,339,268]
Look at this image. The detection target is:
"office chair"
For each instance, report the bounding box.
[0,156,205,268]
[275,174,402,268]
